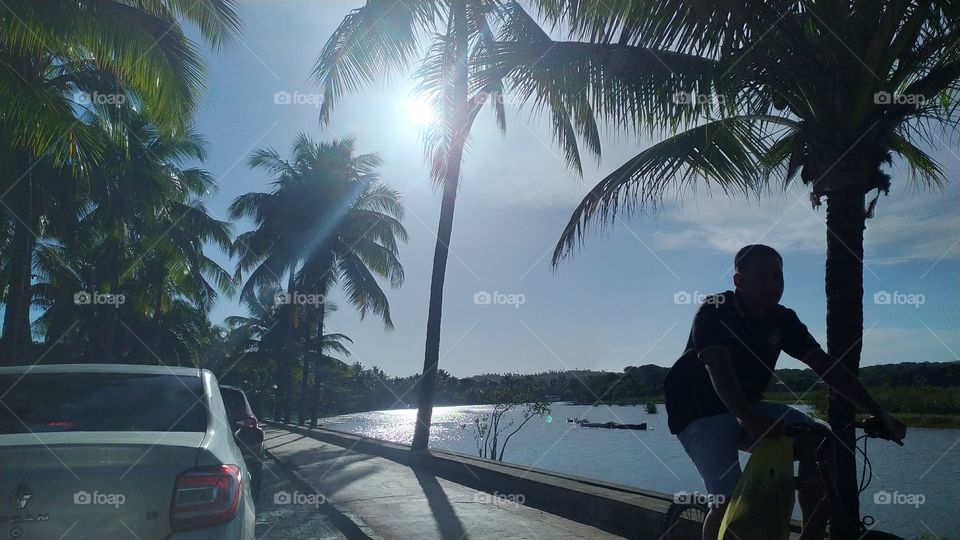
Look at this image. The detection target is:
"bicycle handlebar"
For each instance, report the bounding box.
[780,419,903,446]
[855,417,904,446]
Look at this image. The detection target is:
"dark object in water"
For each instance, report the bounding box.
[577,420,647,430]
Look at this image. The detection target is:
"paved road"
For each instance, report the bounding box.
[255,455,347,539]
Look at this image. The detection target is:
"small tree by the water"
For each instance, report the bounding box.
[462,389,550,461]
[645,402,658,414]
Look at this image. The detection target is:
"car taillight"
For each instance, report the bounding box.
[170,465,242,531]
[246,416,259,429]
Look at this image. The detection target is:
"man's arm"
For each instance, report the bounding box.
[800,348,907,441]
[701,347,781,439]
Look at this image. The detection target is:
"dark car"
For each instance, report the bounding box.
[219,385,265,500]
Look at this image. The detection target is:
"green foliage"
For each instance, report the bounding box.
[0,0,241,366]
[224,135,407,424]
[486,1,960,263]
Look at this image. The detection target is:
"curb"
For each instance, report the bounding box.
[264,448,382,540]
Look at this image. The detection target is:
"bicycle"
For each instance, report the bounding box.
[660,416,903,540]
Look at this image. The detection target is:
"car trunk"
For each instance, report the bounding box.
[0,431,204,539]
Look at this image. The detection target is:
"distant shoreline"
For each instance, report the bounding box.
[566,389,960,429]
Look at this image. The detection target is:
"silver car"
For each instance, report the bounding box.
[0,364,257,539]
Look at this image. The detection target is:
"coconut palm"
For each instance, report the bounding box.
[313,0,599,452]
[226,291,354,424]
[0,0,240,365]
[31,117,234,365]
[488,1,959,534]
[230,135,407,425]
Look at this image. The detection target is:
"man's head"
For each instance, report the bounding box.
[733,244,784,311]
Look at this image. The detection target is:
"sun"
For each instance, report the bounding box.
[406,97,436,127]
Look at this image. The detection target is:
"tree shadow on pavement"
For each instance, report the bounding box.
[413,468,468,540]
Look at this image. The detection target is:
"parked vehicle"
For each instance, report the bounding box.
[0,364,257,539]
[220,385,265,501]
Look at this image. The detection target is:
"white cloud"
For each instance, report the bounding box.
[643,182,959,265]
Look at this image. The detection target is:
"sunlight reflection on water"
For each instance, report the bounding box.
[321,405,486,445]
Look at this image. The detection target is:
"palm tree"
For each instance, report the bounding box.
[32,116,234,365]
[313,0,597,452]
[225,289,354,421]
[0,0,240,365]
[490,1,959,534]
[230,135,407,425]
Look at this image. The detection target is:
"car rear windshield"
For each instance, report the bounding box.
[220,388,249,420]
[0,372,208,434]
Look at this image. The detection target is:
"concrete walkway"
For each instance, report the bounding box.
[263,427,624,540]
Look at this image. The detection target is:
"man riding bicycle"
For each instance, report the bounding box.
[664,244,907,540]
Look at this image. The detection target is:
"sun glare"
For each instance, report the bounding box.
[406,97,436,127]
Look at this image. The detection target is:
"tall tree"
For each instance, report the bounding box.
[313,0,597,452]
[0,0,240,365]
[490,1,959,534]
[32,115,233,365]
[230,135,407,425]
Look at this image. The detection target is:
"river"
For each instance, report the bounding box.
[318,403,957,538]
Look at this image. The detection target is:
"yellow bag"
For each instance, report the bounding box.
[719,436,794,540]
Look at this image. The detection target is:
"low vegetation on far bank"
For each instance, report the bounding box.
[766,386,960,428]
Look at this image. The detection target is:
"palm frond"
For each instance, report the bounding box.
[337,249,394,330]
[312,0,441,123]
[553,115,798,265]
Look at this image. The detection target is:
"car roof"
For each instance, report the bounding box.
[0,363,203,377]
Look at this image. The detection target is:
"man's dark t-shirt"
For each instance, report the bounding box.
[664,290,820,434]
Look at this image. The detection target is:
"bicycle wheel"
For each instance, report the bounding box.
[660,502,709,540]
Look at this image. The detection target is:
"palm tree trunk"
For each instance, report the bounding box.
[411,1,470,453]
[282,270,297,424]
[411,140,466,451]
[297,305,315,426]
[824,187,865,539]
[2,167,35,366]
[309,303,326,428]
[104,274,120,363]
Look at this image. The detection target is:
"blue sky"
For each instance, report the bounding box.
[191,1,959,378]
